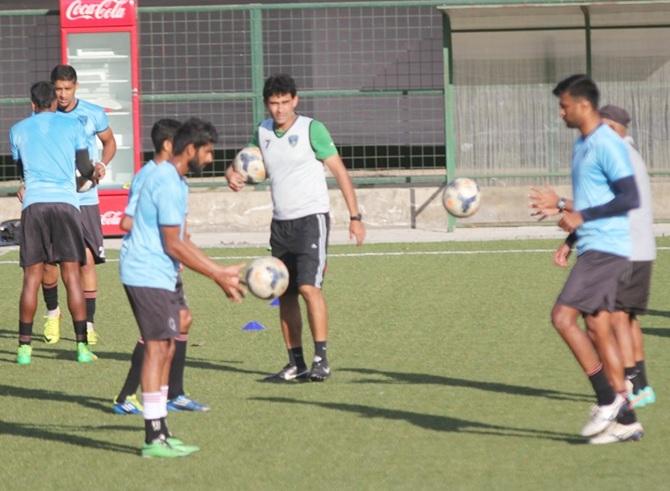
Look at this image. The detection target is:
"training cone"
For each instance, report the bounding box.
[269,298,280,307]
[243,321,267,331]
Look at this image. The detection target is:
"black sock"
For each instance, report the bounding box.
[19,321,33,345]
[74,320,88,343]
[144,418,163,444]
[635,360,649,388]
[289,347,306,370]
[625,366,643,394]
[168,337,187,400]
[85,294,96,324]
[616,398,637,425]
[314,341,328,361]
[588,368,616,406]
[117,341,144,401]
[42,283,59,311]
[160,417,171,438]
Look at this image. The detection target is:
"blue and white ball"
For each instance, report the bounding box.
[233,146,266,183]
[244,256,289,300]
[442,177,481,218]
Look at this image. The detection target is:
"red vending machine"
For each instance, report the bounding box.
[59,0,141,236]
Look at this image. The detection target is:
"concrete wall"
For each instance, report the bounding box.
[3,182,670,232]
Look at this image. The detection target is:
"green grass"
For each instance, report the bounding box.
[1,239,669,490]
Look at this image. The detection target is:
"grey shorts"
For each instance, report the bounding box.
[80,204,106,264]
[124,285,181,340]
[270,213,329,293]
[19,203,86,268]
[556,250,631,315]
[615,260,653,315]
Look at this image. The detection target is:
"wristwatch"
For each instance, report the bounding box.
[556,197,567,212]
[350,213,363,221]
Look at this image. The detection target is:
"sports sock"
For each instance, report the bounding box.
[289,346,307,370]
[635,360,649,388]
[84,290,96,324]
[624,366,643,394]
[117,339,145,401]
[160,417,171,438]
[616,394,637,424]
[143,391,164,443]
[314,341,328,361]
[74,320,88,343]
[168,335,187,399]
[19,321,33,345]
[588,366,616,406]
[42,283,59,311]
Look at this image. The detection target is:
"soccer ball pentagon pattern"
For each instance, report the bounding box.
[244,256,289,300]
[442,177,481,218]
[233,146,266,183]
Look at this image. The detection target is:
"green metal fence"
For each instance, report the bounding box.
[2,0,670,186]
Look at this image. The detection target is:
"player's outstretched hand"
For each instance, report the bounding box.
[529,186,559,221]
[350,220,366,246]
[225,168,246,192]
[93,162,107,183]
[553,242,571,268]
[212,263,246,302]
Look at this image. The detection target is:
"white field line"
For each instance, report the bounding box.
[2,246,670,265]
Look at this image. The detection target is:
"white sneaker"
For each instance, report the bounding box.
[580,394,627,437]
[589,421,644,444]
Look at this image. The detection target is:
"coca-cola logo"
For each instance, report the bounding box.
[65,0,130,22]
[101,210,123,226]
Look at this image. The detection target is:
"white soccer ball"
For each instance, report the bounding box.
[442,177,481,218]
[233,146,266,183]
[76,169,95,193]
[243,256,289,300]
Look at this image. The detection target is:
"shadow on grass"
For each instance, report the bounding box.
[0,420,138,454]
[646,309,670,319]
[252,396,583,444]
[0,384,111,413]
[340,367,591,402]
[641,327,670,338]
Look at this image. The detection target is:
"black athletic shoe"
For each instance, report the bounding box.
[309,357,331,382]
[264,363,310,382]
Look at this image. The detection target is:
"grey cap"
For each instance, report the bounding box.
[599,104,631,127]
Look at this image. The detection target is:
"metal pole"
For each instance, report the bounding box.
[250,5,265,125]
[581,6,592,76]
[442,11,457,232]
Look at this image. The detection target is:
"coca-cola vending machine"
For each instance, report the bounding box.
[59,0,141,236]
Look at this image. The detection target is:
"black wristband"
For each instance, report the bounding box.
[350,214,362,221]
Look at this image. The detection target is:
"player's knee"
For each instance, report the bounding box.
[298,284,322,301]
[551,305,573,333]
[179,309,193,333]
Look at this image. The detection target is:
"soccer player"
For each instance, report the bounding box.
[39,64,117,346]
[120,118,245,458]
[545,75,643,444]
[113,118,209,414]
[530,104,656,410]
[10,81,102,365]
[226,73,365,382]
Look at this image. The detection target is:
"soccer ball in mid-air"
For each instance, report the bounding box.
[243,256,289,300]
[233,146,266,183]
[442,177,481,218]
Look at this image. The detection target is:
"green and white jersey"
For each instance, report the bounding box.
[251,115,338,220]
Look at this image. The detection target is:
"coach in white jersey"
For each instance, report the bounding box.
[227,74,365,382]
[599,105,656,410]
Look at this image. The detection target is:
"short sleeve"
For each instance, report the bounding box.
[93,106,110,134]
[154,172,185,226]
[599,139,633,183]
[124,175,140,217]
[9,127,19,161]
[309,120,338,160]
[248,126,260,148]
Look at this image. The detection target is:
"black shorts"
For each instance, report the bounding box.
[19,203,86,268]
[615,261,653,315]
[556,250,631,315]
[124,285,181,340]
[270,213,330,293]
[80,204,106,264]
[176,274,188,310]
